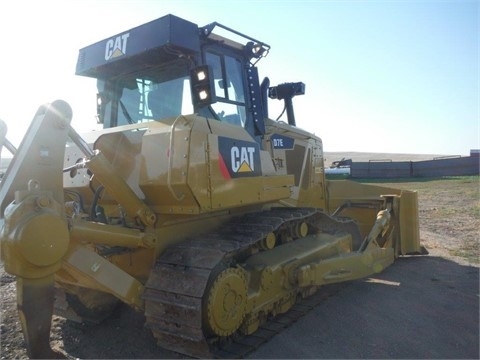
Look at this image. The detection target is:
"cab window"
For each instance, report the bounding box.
[98,73,193,128]
[206,52,246,126]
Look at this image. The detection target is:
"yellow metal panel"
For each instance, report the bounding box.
[139,116,200,213]
[207,131,293,209]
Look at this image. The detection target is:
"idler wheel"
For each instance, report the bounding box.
[205,267,248,337]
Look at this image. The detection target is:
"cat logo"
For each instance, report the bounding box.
[218,137,261,179]
[104,33,130,61]
[231,146,256,173]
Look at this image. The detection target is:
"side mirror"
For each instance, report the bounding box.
[190,65,216,108]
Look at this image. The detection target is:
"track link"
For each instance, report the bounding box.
[143,208,359,358]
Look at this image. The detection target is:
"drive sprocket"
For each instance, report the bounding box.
[204,267,248,337]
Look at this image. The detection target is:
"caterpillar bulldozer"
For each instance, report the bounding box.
[0,14,426,359]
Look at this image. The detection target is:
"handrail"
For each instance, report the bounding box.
[167,115,187,201]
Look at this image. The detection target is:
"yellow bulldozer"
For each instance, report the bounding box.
[0,14,426,358]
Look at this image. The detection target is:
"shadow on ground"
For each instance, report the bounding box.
[249,256,479,359]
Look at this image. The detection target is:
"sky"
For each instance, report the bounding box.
[0,0,478,156]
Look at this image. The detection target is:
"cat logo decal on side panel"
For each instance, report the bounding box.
[218,137,261,179]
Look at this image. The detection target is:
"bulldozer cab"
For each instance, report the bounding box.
[78,14,269,140]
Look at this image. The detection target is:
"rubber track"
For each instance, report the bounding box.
[143,208,356,358]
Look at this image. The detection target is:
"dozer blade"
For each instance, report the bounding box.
[16,275,63,359]
[327,179,425,255]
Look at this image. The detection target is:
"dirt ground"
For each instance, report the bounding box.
[1,174,479,359]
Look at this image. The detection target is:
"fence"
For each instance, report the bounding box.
[349,155,479,178]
